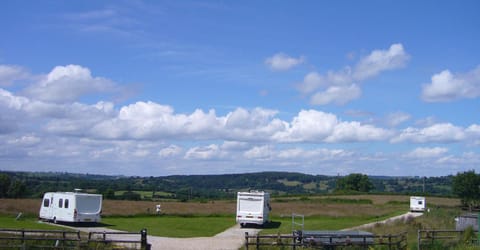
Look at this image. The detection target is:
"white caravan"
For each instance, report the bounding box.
[39,191,103,223]
[236,191,271,227]
[410,196,426,212]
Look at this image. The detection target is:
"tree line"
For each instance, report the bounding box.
[0,170,465,201]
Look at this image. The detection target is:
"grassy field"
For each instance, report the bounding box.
[103,215,235,237]
[0,195,462,239]
[0,215,65,230]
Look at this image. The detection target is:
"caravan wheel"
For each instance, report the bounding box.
[53,217,57,224]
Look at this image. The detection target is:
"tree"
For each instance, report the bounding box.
[336,173,373,193]
[452,170,480,210]
[0,174,11,198]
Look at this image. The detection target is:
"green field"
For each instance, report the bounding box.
[262,210,405,234]
[102,215,235,237]
[0,215,65,230]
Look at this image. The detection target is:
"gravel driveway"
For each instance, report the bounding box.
[147,224,261,250]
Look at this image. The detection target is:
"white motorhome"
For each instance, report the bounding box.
[236,191,271,227]
[39,191,102,223]
[410,196,426,212]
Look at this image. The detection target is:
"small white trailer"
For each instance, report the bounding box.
[410,196,426,212]
[236,191,271,227]
[39,191,103,223]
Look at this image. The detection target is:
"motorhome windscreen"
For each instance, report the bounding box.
[239,197,262,212]
[76,196,101,213]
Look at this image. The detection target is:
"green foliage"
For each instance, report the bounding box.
[452,170,480,210]
[336,173,373,193]
[0,170,456,201]
[0,174,27,198]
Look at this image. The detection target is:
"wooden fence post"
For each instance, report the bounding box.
[245,232,249,250]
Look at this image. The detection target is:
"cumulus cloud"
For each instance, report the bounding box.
[406,147,448,158]
[310,84,361,105]
[0,65,30,86]
[265,53,305,71]
[392,123,466,143]
[353,43,410,80]
[422,65,480,102]
[297,43,409,105]
[23,64,116,103]
[273,109,391,143]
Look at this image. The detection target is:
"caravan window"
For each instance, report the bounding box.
[43,199,50,207]
[64,199,69,208]
[59,198,63,208]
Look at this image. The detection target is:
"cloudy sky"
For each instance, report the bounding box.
[1,1,479,177]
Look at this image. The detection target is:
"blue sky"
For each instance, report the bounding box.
[0,0,479,176]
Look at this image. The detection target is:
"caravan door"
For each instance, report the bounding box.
[39,193,55,220]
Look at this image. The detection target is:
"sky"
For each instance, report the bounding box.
[0,1,479,177]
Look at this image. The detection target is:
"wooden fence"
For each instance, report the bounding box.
[417,229,478,250]
[0,228,150,249]
[244,231,407,249]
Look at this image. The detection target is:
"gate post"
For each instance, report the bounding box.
[141,228,150,250]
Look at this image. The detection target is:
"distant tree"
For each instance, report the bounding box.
[336,173,373,193]
[452,170,480,210]
[7,180,26,198]
[0,174,11,198]
[104,188,116,199]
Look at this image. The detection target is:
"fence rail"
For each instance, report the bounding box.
[0,228,150,249]
[417,229,478,250]
[245,231,407,249]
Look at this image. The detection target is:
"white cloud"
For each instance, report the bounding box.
[310,84,361,105]
[422,65,480,102]
[385,112,411,127]
[0,65,30,86]
[265,53,305,71]
[297,69,353,94]
[406,147,448,158]
[353,43,410,80]
[158,144,183,158]
[7,135,41,146]
[297,43,409,105]
[326,121,392,142]
[24,65,116,103]
[392,123,466,143]
[273,109,390,143]
[244,145,272,159]
[185,144,223,160]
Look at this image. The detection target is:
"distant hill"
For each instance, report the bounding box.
[0,170,453,200]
